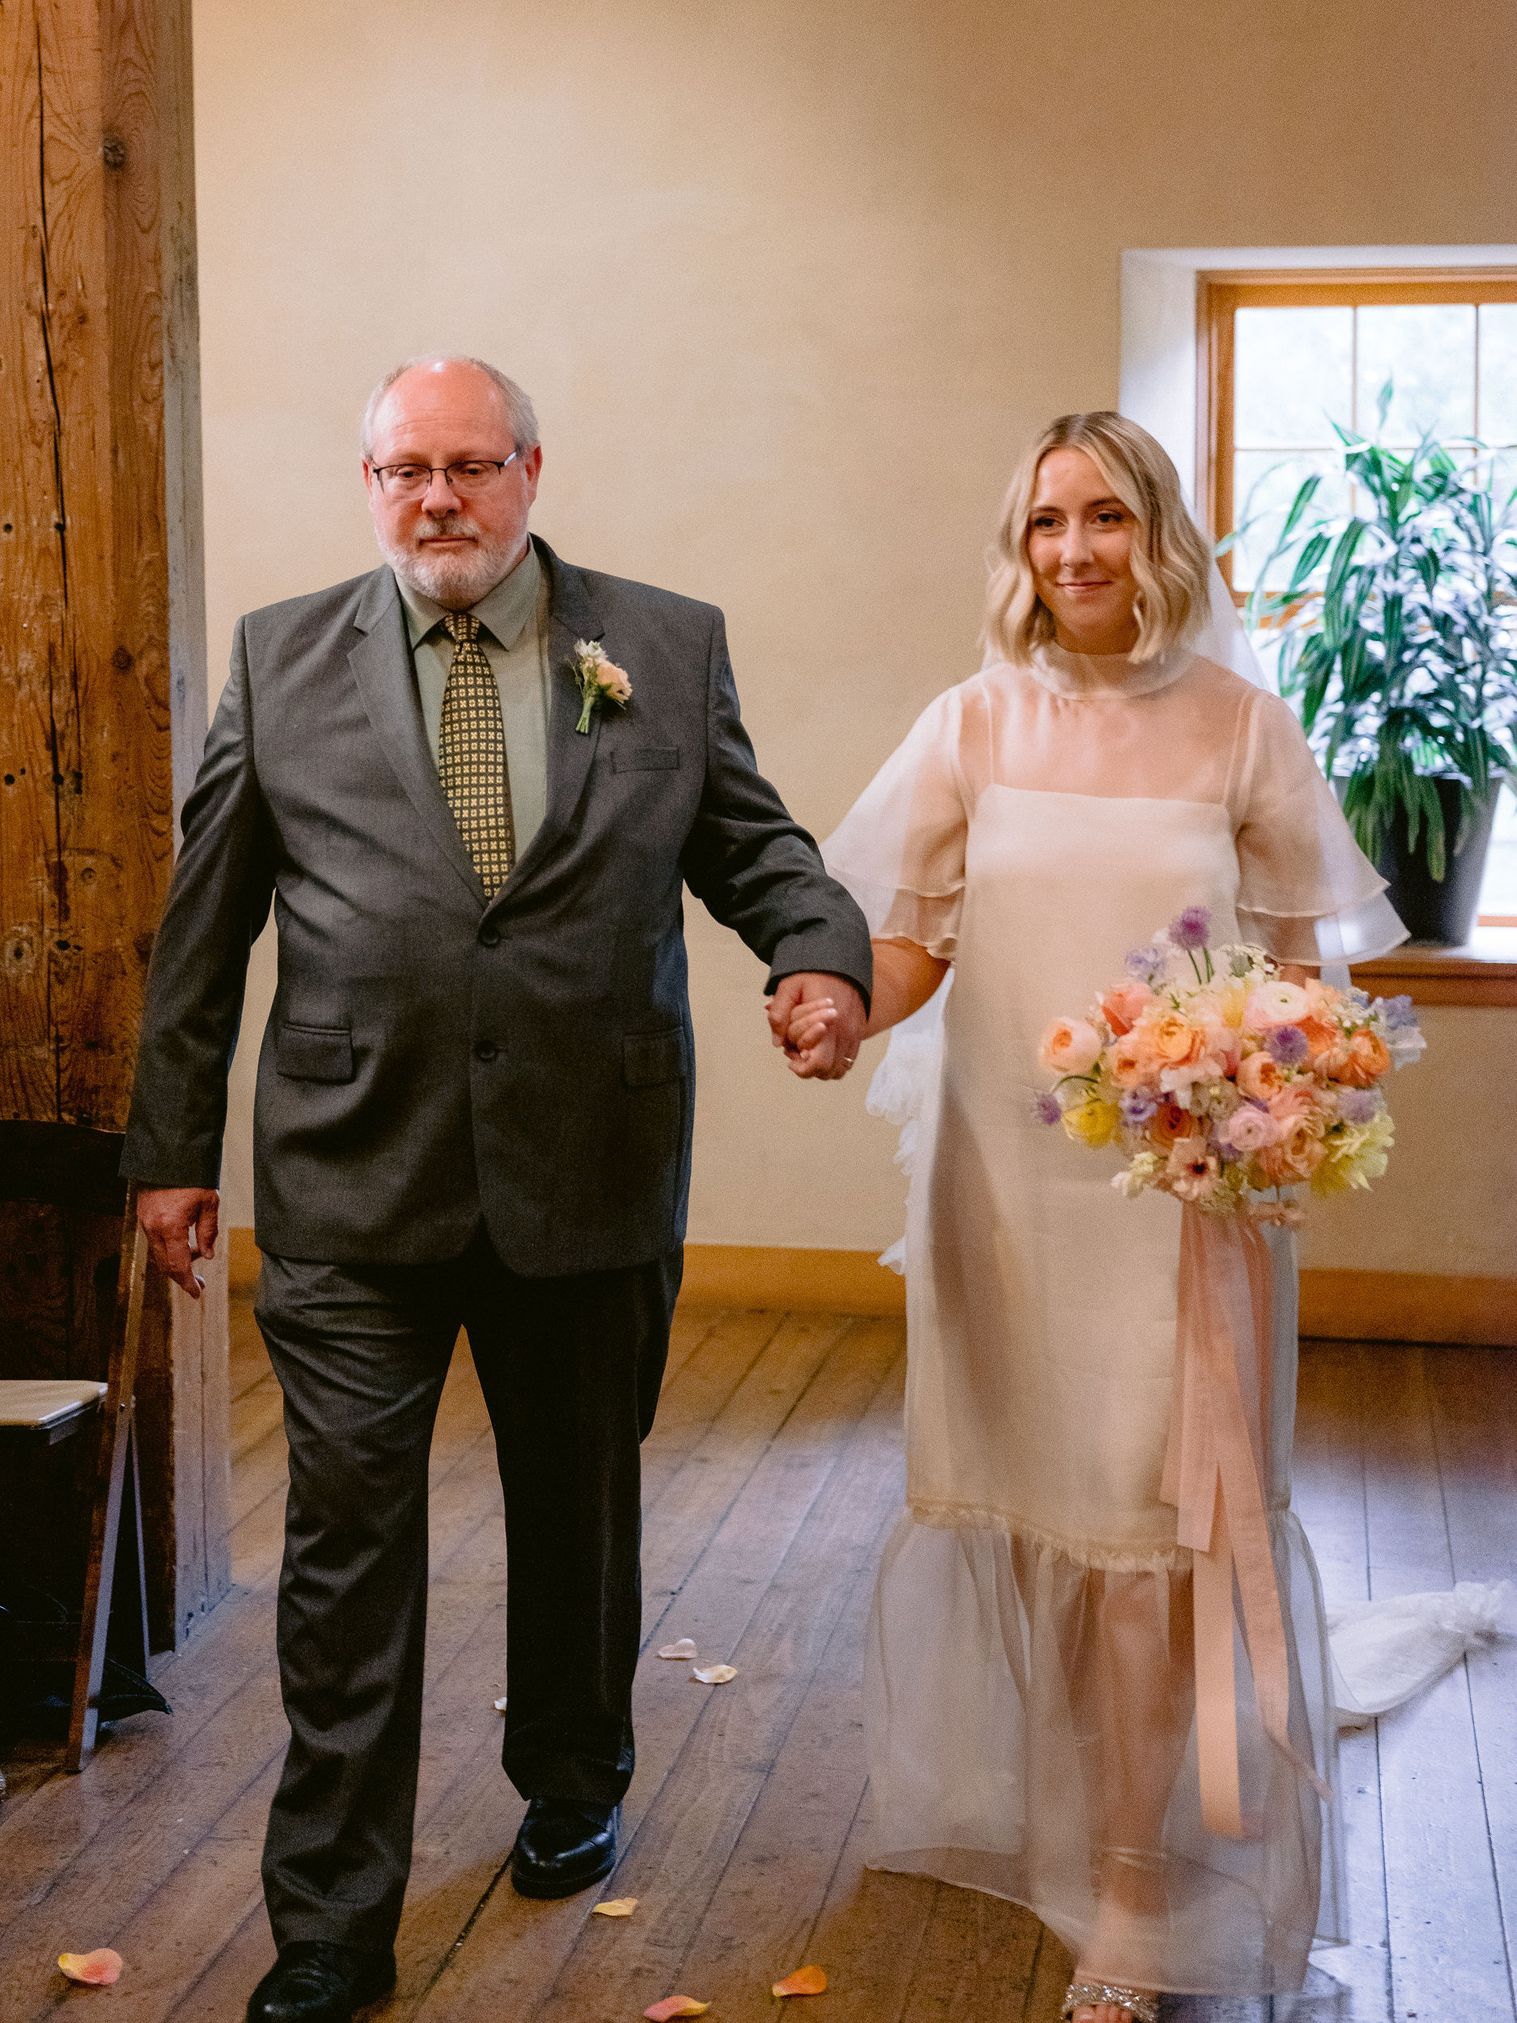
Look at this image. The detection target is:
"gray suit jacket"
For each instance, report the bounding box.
[122,538,872,1275]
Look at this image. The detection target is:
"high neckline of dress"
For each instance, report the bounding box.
[1028,640,1194,699]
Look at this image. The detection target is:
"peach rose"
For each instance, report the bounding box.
[1039,1017,1103,1076]
[1150,1099,1199,1148]
[1332,1028,1392,1088]
[1151,1013,1207,1068]
[1110,1031,1154,1089]
[1236,1051,1284,1102]
[1256,1117,1328,1186]
[1100,978,1156,1037]
[1268,1083,1328,1128]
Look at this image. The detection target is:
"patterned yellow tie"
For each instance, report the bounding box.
[438,611,515,894]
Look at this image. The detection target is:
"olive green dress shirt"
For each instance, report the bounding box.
[396,542,552,862]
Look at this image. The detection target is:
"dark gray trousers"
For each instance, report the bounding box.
[253,1230,681,1953]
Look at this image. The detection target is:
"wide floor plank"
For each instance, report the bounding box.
[2,1317,1513,2023]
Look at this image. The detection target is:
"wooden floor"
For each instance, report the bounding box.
[0,1298,1513,2022]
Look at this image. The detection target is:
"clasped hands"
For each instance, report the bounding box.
[766,972,867,1082]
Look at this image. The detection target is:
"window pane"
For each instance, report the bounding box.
[1480,783,1517,921]
[1478,304,1517,446]
[1231,451,1352,593]
[1356,304,1476,443]
[1234,306,1352,447]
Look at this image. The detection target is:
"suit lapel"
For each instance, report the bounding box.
[494,536,605,901]
[346,567,485,905]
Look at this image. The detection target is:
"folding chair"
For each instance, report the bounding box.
[0,1121,151,1768]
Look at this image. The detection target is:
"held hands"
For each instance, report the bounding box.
[138,1186,220,1299]
[766,973,867,1082]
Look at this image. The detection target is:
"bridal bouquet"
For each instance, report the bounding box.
[1033,907,1424,1220]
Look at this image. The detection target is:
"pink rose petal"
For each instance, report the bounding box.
[644,1999,711,2020]
[657,1638,697,1661]
[57,1949,123,1987]
[692,1664,737,1685]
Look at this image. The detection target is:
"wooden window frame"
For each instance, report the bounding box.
[1197,268,1517,964]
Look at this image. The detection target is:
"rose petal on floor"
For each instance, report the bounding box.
[692,1664,737,1685]
[643,1998,711,2020]
[772,1963,828,1997]
[657,1638,697,1661]
[492,1695,508,1713]
[592,1897,638,1918]
[57,1950,124,1987]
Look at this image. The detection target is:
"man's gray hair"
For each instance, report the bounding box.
[360,356,540,459]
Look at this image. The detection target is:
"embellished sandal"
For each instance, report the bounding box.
[1061,1980,1160,2023]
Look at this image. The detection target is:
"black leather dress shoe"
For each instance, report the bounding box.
[245,1941,396,2022]
[510,1797,621,1899]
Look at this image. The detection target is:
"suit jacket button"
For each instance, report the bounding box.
[479,925,500,948]
[474,1039,498,1062]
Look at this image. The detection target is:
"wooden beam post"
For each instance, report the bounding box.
[1,0,227,1649]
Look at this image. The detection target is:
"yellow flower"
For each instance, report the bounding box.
[1063,1096,1121,1148]
[1216,977,1248,1029]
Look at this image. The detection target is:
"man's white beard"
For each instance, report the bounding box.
[380,514,520,609]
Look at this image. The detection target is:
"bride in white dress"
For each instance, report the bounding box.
[781,414,1406,2022]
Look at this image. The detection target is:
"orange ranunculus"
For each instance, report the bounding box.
[1150,1099,1199,1148]
[1333,1028,1392,1087]
[1296,1014,1341,1061]
[1236,1050,1284,1102]
[1100,979,1156,1037]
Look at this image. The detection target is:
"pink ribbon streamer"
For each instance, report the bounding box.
[1161,1204,1328,1839]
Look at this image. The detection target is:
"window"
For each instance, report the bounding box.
[1199,271,1517,928]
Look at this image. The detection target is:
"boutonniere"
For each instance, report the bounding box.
[572,639,633,734]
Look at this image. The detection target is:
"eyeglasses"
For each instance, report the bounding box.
[371,451,521,498]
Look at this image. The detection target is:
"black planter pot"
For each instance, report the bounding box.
[1352,776,1500,945]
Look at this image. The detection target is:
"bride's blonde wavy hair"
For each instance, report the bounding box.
[984,412,1214,666]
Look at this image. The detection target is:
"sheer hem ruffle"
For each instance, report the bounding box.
[864,1510,1346,1999]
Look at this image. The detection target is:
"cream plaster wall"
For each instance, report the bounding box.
[197,0,1517,1277]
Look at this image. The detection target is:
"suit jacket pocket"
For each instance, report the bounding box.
[276,1022,355,1083]
[622,1028,686,1088]
[611,746,680,773]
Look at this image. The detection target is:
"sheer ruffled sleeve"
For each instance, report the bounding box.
[822,686,968,959]
[1235,690,1408,966]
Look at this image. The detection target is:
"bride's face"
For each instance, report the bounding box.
[1025,448,1140,653]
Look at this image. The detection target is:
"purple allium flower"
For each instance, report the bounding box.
[1120,1091,1158,1127]
[1031,1091,1063,1126]
[1267,1024,1310,1066]
[1169,905,1212,951]
[1337,1088,1380,1125]
[1125,944,1162,980]
[1379,993,1417,1030]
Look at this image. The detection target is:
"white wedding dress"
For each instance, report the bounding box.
[824,640,1406,1998]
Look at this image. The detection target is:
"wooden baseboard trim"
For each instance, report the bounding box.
[229,1226,259,1295]
[225,1230,1513,1346]
[1298,1268,1517,1348]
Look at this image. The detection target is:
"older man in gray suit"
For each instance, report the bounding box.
[124,355,870,2023]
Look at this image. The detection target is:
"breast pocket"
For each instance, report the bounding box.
[610,746,680,774]
[276,1022,355,1083]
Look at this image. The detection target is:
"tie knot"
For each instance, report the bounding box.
[443,611,480,644]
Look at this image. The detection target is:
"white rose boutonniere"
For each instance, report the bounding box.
[572,639,633,734]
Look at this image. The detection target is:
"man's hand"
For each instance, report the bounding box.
[138,1186,221,1299]
[766,973,867,1081]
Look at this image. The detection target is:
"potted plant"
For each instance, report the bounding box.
[1236,397,1517,943]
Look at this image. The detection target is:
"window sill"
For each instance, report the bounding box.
[1352,926,1517,1007]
